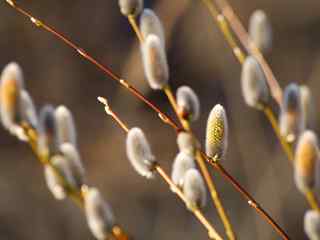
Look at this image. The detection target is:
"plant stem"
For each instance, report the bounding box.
[201,154,290,240]
[4,2,289,238]
[127,15,144,43]
[305,190,320,212]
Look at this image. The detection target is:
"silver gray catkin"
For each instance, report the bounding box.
[294,130,319,193]
[176,86,200,122]
[279,83,305,143]
[241,56,269,109]
[55,105,77,147]
[183,168,207,210]
[300,85,314,128]
[141,34,169,90]
[171,152,196,188]
[126,127,156,178]
[206,104,228,160]
[248,9,272,54]
[304,210,320,240]
[140,9,165,46]
[84,188,115,240]
[177,131,197,156]
[118,0,143,16]
[20,90,38,128]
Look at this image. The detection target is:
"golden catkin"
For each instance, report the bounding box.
[206,104,228,160]
[294,130,319,193]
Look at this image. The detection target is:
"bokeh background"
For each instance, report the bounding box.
[0,0,320,239]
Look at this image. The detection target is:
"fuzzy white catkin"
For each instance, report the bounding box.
[279,83,305,143]
[118,0,143,16]
[294,130,319,193]
[84,188,115,240]
[140,9,165,46]
[176,86,200,122]
[55,105,77,147]
[249,10,272,53]
[142,34,169,90]
[206,104,228,160]
[20,90,38,128]
[304,210,320,240]
[0,62,24,133]
[44,155,76,200]
[183,169,207,210]
[126,127,156,178]
[37,105,58,156]
[177,131,196,156]
[241,56,269,109]
[171,152,196,187]
[60,143,85,188]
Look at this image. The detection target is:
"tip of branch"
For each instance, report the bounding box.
[6,0,15,7]
[97,96,108,106]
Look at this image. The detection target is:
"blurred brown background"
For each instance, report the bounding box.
[0,0,320,239]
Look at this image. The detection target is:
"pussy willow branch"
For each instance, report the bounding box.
[126,18,236,239]
[98,97,223,240]
[201,0,282,106]
[201,0,318,215]
[20,123,129,240]
[4,2,289,238]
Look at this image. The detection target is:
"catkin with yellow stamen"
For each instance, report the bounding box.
[241,56,270,109]
[249,10,272,53]
[141,34,169,90]
[206,104,228,160]
[171,152,196,188]
[279,83,305,143]
[84,188,115,240]
[118,0,143,17]
[55,105,77,147]
[304,210,320,240]
[140,9,165,46]
[0,62,24,133]
[294,130,319,193]
[176,86,200,122]
[126,127,156,178]
[183,168,207,210]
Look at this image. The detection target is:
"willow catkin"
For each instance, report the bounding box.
[294,130,319,193]
[171,152,196,188]
[304,210,320,240]
[55,105,77,147]
[20,90,37,128]
[183,168,207,210]
[177,131,197,156]
[140,9,165,46]
[300,85,314,128]
[206,104,228,160]
[249,10,272,53]
[241,56,269,109]
[176,86,200,122]
[141,34,169,90]
[0,62,24,133]
[37,105,58,156]
[44,155,76,200]
[84,188,115,240]
[279,83,305,143]
[126,127,156,178]
[59,143,85,188]
[118,0,143,16]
